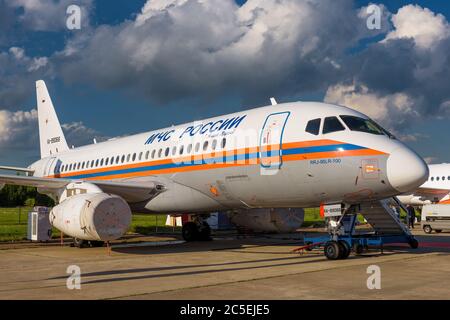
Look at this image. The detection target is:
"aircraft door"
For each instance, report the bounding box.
[43,157,57,177]
[259,112,290,170]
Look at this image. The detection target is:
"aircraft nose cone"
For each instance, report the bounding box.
[387,147,429,193]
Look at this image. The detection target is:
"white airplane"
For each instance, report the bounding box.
[397,163,450,205]
[0,80,428,255]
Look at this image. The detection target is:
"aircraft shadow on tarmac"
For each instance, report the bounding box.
[43,234,450,286]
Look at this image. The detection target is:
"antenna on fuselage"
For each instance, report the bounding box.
[270,97,278,105]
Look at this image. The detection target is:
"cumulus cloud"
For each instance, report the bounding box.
[0,108,107,152]
[383,4,450,49]
[325,3,450,138]
[324,83,418,129]
[0,47,51,109]
[56,0,376,104]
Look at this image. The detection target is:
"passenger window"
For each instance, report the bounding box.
[91,160,95,167]
[100,159,104,166]
[165,147,170,157]
[127,154,131,162]
[77,163,81,170]
[151,150,156,159]
[179,145,184,155]
[212,139,217,150]
[132,153,136,161]
[203,140,209,151]
[139,152,143,161]
[105,158,109,166]
[81,162,85,169]
[322,117,345,134]
[195,143,200,153]
[305,118,321,135]
[187,144,193,154]
[221,138,226,149]
[158,148,162,158]
[172,146,177,156]
[145,151,149,160]
[121,155,125,163]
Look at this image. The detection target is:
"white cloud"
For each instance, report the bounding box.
[324,82,418,130]
[58,0,372,103]
[383,4,450,49]
[0,108,106,152]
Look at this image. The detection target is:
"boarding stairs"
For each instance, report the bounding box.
[358,197,411,236]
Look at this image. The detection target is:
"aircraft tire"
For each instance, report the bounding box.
[182,222,199,242]
[338,240,351,259]
[73,238,88,248]
[324,241,341,260]
[198,222,212,241]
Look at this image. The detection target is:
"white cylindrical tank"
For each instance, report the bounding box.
[50,193,132,241]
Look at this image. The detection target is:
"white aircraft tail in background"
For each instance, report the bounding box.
[36,80,69,158]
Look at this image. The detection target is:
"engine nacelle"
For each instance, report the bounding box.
[229,208,305,233]
[50,193,132,241]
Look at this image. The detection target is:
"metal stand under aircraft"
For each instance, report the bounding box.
[301,197,418,260]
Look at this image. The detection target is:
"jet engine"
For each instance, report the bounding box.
[229,208,305,233]
[50,193,132,241]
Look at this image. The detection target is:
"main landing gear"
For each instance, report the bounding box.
[72,238,105,248]
[182,217,212,242]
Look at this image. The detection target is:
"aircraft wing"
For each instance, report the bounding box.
[0,174,165,203]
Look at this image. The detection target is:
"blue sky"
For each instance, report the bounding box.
[1,0,450,166]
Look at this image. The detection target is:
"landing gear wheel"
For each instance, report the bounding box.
[90,241,105,247]
[73,238,88,248]
[182,222,199,242]
[423,225,432,234]
[338,240,351,259]
[198,222,212,241]
[435,230,442,233]
[353,243,364,255]
[324,241,341,260]
[409,238,419,249]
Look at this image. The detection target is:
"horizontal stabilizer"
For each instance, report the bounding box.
[0,166,35,174]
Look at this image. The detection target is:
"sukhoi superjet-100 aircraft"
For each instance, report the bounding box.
[0,81,428,258]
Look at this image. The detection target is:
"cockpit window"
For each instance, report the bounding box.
[305,118,321,135]
[339,115,395,138]
[322,116,345,134]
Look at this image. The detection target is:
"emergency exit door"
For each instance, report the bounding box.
[259,112,290,169]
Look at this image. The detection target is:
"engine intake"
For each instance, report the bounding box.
[50,193,131,241]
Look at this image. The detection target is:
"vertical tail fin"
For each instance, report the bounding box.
[36,80,69,158]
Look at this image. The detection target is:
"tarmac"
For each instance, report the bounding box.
[0,229,449,300]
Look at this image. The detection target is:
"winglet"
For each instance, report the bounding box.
[36,80,69,158]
